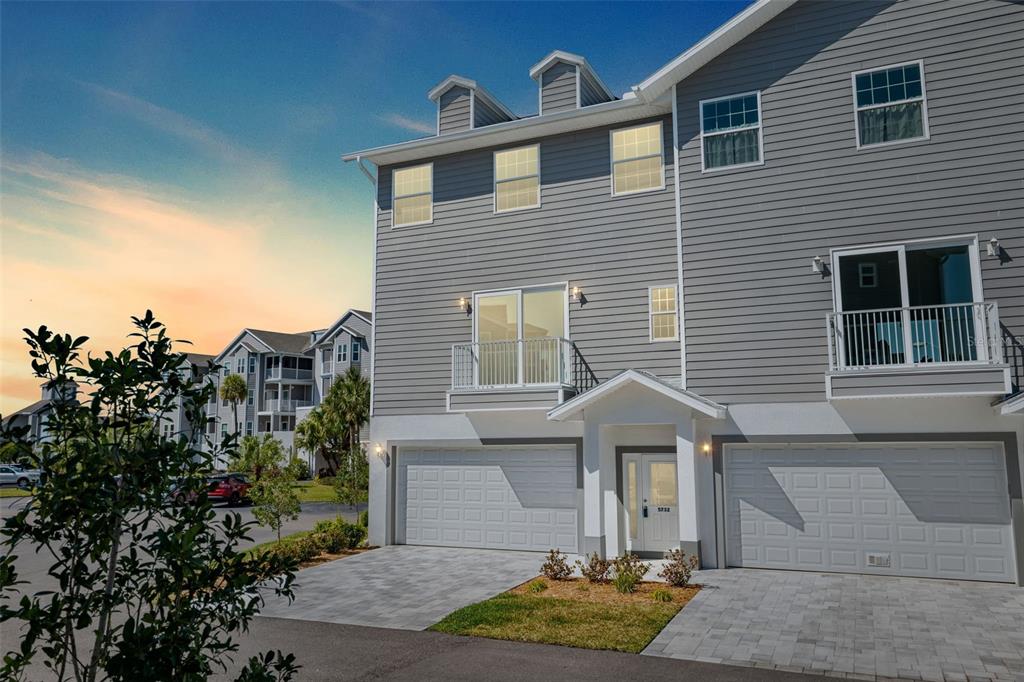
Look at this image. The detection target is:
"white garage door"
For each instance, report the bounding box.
[725,442,1015,582]
[398,446,578,552]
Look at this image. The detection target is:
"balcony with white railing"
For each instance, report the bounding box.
[261,399,314,413]
[825,302,1011,399]
[449,337,598,411]
[264,367,313,381]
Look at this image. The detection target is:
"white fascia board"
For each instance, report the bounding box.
[343,95,670,166]
[427,75,478,102]
[547,369,727,422]
[998,393,1024,416]
[213,330,271,363]
[530,50,616,102]
[632,0,796,102]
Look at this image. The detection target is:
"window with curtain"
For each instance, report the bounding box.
[701,92,762,170]
[392,164,432,226]
[494,145,539,212]
[611,122,663,195]
[854,62,927,147]
[649,285,678,342]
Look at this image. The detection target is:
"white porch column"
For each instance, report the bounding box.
[582,419,604,556]
[675,416,701,556]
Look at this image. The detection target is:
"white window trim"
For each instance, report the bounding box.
[609,120,666,197]
[338,344,348,363]
[351,341,360,363]
[699,90,764,173]
[648,284,680,343]
[493,144,541,214]
[851,59,930,150]
[391,162,434,228]
[247,390,254,406]
[248,356,256,374]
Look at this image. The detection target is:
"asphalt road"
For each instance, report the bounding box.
[217,617,829,681]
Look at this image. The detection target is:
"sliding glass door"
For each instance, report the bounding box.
[474,285,567,387]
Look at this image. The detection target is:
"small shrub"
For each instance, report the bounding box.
[358,509,368,527]
[658,548,700,587]
[318,529,346,553]
[611,553,650,594]
[652,589,673,603]
[576,583,589,593]
[338,521,366,549]
[293,536,322,562]
[285,455,308,481]
[540,549,573,581]
[575,552,611,583]
[527,579,548,594]
[311,516,366,549]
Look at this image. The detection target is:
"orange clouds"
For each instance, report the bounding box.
[1,153,370,415]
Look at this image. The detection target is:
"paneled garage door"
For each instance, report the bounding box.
[397,446,578,552]
[724,442,1015,582]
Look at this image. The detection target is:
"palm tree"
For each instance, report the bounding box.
[335,366,370,454]
[219,373,248,438]
[294,409,329,475]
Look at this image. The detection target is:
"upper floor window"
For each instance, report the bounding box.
[611,122,664,195]
[494,145,540,212]
[337,344,347,363]
[248,356,256,374]
[236,357,245,374]
[853,61,928,148]
[222,366,230,378]
[649,285,679,342]
[392,163,432,227]
[247,389,255,406]
[700,92,762,171]
[351,341,361,363]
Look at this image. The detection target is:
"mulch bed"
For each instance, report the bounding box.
[296,546,377,569]
[511,577,700,606]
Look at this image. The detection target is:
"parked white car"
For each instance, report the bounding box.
[0,464,41,488]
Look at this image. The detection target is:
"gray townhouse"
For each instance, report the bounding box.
[2,380,78,446]
[159,352,217,446]
[346,0,1024,585]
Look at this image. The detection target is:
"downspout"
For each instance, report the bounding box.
[671,84,687,388]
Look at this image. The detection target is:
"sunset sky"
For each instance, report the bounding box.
[0,0,745,414]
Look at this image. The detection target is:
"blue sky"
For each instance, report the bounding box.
[0,0,748,410]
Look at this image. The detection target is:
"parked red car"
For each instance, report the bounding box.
[206,473,251,506]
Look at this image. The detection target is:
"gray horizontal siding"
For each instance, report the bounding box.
[438,86,471,135]
[540,61,577,114]
[830,367,1008,398]
[375,116,677,415]
[579,71,610,108]
[448,389,564,411]
[676,0,1024,405]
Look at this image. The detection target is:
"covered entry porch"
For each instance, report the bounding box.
[548,369,726,563]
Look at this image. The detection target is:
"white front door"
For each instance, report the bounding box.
[623,454,679,554]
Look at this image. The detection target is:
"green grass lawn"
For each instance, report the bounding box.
[0,488,31,498]
[292,480,334,503]
[429,592,683,653]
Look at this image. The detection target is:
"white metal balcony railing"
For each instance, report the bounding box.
[827,302,1002,372]
[264,367,313,381]
[452,337,573,390]
[262,399,313,413]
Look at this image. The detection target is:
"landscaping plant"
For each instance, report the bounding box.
[527,579,548,594]
[293,368,369,477]
[540,549,573,581]
[251,466,302,543]
[658,548,700,587]
[358,509,369,528]
[312,517,366,553]
[332,447,369,506]
[219,372,248,438]
[232,434,285,481]
[575,552,611,583]
[651,589,673,603]
[285,454,309,481]
[0,312,299,681]
[611,553,651,594]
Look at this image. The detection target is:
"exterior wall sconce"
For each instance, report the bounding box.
[373,442,389,466]
[701,442,712,455]
[987,237,1000,257]
[811,256,829,277]
[570,286,587,306]
[458,297,472,316]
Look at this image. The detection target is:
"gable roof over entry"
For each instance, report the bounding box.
[547,369,727,422]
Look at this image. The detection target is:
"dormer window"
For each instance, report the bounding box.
[494,145,540,212]
[611,122,664,195]
[392,164,432,227]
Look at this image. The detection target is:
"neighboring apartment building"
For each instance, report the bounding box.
[347,0,1024,585]
[159,352,217,446]
[1,380,78,446]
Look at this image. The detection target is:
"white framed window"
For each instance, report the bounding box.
[610,121,664,195]
[648,285,679,342]
[337,344,347,363]
[247,389,255,406]
[392,163,432,227]
[220,423,227,437]
[236,357,245,374]
[351,341,360,363]
[700,91,763,171]
[852,60,929,148]
[246,421,254,436]
[494,144,540,212]
[248,356,256,374]
[858,262,878,288]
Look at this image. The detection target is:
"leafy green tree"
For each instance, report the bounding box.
[293,409,336,475]
[0,311,299,681]
[219,372,248,438]
[332,447,369,506]
[285,454,308,481]
[231,433,284,481]
[293,368,369,481]
[251,467,301,543]
[333,367,370,453]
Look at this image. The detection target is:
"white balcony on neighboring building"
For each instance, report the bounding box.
[261,399,313,413]
[264,367,313,381]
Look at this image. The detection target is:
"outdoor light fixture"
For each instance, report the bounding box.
[570,286,587,305]
[458,297,472,315]
[987,237,1000,257]
[373,443,385,459]
[811,256,824,274]
[702,442,712,455]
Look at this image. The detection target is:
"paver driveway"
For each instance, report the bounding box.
[259,545,541,630]
[643,569,1024,681]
